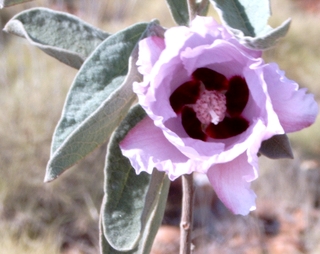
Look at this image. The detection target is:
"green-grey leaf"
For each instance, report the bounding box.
[232,18,291,50]
[0,0,32,8]
[131,173,169,254]
[44,22,150,182]
[211,0,269,37]
[166,0,189,26]
[100,173,169,254]
[102,105,170,252]
[210,0,291,49]
[259,134,294,159]
[101,173,170,254]
[100,218,111,254]
[3,7,109,69]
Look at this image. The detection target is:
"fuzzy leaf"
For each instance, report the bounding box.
[4,7,109,69]
[100,173,169,254]
[44,22,151,182]
[166,0,189,26]
[100,220,111,254]
[101,105,170,252]
[0,0,31,8]
[210,0,291,49]
[259,134,294,159]
[235,19,291,50]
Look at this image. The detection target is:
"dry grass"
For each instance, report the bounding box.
[0,3,106,252]
[1,229,60,254]
[0,0,320,253]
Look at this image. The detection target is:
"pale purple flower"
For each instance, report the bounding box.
[120,16,318,215]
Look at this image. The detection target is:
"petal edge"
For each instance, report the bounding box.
[206,153,257,215]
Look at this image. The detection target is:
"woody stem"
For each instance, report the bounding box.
[179,173,194,254]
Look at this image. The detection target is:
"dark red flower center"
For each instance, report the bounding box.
[169,67,249,141]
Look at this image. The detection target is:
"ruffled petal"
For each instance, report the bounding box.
[120,116,202,180]
[181,40,257,79]
[206,152,257,215]
[189,16,262,59]
[137,36,165,75]
[190,16,221,38]
[242,66,284,138]
[263,63,318,133]
[136,36,165,76]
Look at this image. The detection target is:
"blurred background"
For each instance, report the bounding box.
[0,0,319,253]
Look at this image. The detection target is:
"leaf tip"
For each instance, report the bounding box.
[43,168,57,183]
[3,20,20,35]
[259,134,294,160]
[2,24,8,33]
[287,149,294,160]
[43,175,53,183]
[280,18,292,34]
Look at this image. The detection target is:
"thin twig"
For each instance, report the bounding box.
[180,173,194,254]
[196,0,209,16]
[187,0,197,24]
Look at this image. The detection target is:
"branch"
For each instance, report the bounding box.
[180,173,194,254]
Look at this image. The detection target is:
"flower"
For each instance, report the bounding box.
[120,16,318,215]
